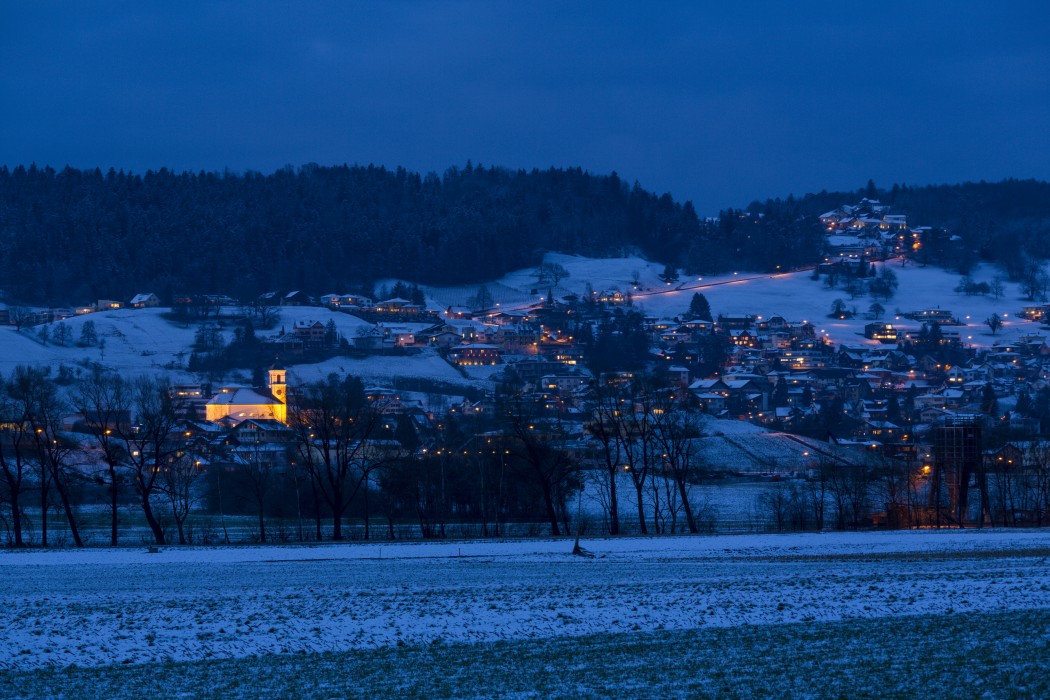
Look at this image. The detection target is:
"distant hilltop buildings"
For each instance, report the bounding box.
[819,197,941,264]
[820,198,908,234]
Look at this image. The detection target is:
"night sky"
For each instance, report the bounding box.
[2,2,1048,213]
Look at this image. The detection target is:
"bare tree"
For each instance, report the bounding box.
[119,377,183,545]
[9,306,33,331]
[990,276,1006,300]
[652,398,705,534]
[986,313,1003,335]
[160,452,203,545]
[499,395,578,536]
[1024,442,1050,526]
[0,375,31,546]
[585,383,623,535]
[614,381,663,534]
[288,374,385,541]
[535,262,571,288]
[236,436,279,543]
[73,371,130,546]
[9,366,84,547]
[827,466,872,530]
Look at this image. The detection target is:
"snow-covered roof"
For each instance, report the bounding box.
[208,388,280,407]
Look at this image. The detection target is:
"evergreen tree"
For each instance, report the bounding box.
[887,394,901,423]
[687,292,712,321]
[981,383,999,416]
[1016,391,1032,417]
[467,285,494,311]
[772,380,789,408]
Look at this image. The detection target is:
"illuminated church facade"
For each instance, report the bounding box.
[204,365,289,424]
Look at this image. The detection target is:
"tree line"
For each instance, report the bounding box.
[5,364,1050,547]
[4,163,1046,307]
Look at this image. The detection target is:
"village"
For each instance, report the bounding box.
[3,199,1050,543]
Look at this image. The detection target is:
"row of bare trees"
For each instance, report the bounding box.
[586,380,709,536]
[0,365,730,546]
[12,364,1050,547]
[0,366,594,547]
[0,368,199,547]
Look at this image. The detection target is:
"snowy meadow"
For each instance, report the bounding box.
[1,529,1048,698]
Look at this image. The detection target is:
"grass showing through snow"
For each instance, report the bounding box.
[1,609,1047,699]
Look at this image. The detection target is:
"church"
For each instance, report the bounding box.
[204,364,289,425]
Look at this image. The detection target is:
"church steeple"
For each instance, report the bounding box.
[268,358,286,403]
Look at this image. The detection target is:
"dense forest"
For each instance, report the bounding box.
[0,163,1048,305]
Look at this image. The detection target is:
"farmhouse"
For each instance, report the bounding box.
[129,292,161,308]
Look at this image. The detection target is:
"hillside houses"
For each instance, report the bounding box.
[820,198,908,235]
[818,197,950,264]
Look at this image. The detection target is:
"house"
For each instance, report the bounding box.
[228,418,294,445]
[1020,305,1050,322]
[664,365,691,387]
[269,334,305,357]
[283,290,311,306]
[375,323,426,347]
[595,290,627,304]
[695,392,729,414]
[322,293,373,309]
[293,320,326,345]
[730,330,759,348]
[717,314,754,330]
[95,299,123,311]
[375,298,421,314]
[129,293,161,309]
[449,344,501,366]
[905,308,956,325]
[864,323,900,344]
[353,329,385,351]
[424,326,463,348]
[538,373,589,394]
[856,420,902,442]
[756,314,789,331]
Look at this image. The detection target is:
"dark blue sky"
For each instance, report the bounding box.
[2,2,1048,213]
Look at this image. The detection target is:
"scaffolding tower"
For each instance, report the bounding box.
[931,415,988,526]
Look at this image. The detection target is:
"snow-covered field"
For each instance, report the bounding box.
[2,529,1048,675]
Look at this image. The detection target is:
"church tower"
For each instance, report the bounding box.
[268,360,287,404]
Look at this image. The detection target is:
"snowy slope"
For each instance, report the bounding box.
[424,253,1041,351]
[3,256,1040,383]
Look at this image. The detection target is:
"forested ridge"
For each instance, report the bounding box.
[0,162,1048,305]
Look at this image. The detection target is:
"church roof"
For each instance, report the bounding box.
[207,387,280,407]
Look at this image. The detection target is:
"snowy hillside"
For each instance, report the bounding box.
[3,255,1044,385]
[425,252,1045,351]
